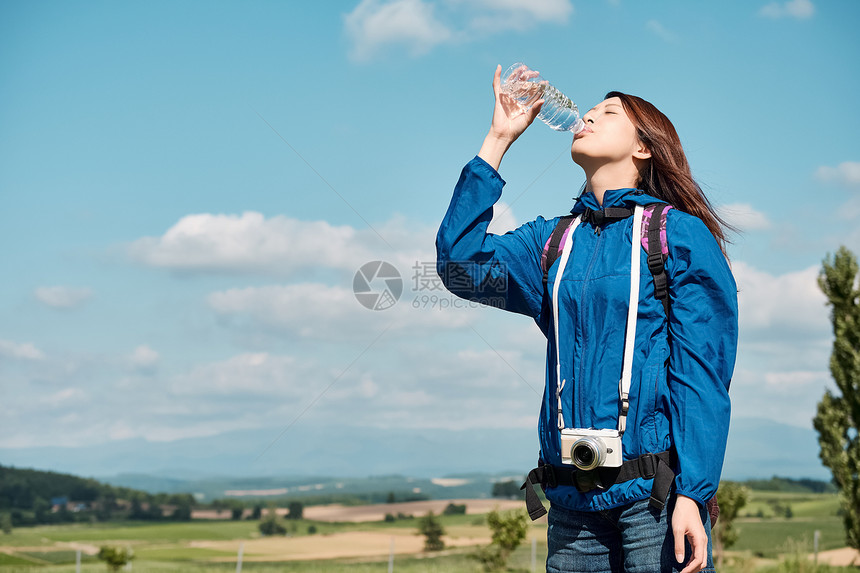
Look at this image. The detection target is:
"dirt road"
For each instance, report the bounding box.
[302,498,525,523]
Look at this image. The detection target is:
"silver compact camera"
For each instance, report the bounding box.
[560,428,623,470]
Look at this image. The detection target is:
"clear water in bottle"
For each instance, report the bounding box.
[500,63,584,133]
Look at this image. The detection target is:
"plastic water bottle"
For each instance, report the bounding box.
[500,62,585,133]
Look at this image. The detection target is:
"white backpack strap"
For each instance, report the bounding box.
[552,215,581,430]
[618,205,644,435]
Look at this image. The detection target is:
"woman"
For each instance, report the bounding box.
[436,65,738,572]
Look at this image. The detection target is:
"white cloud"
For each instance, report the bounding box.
[207,281,476,341]
[645,20,676,43]
[344,0,453,61]
[816,161,860,188]
[764,370,829,389]
[1,256,841,448]
[0,339,46,361]
[34,286,92,309]
[733,261,829,337]
[759,0,815,19]
[343,0,573,60]
[128,211,436,279]
[41,387,87,408]
[0,316,542,446]
[129,345,159,372]
[172,352,309,396]
[461,0,573,33]
[717,203,772,231]
[459,0,572,21]
[487,201,519,235]
[129,212,365,275]
[731,366,832,428]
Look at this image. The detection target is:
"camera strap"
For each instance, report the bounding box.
[551,205,644,435]
[551,214,581,430]
[619,205,644,435]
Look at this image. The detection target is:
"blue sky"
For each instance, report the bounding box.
[1,0,859,476]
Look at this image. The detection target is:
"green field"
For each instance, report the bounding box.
[0,491,857,572]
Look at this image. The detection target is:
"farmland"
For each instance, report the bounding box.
[0,492,857,572]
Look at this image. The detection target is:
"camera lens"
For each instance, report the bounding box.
[571,437,604,471]
[574,446,594,467]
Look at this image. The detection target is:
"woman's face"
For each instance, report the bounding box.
[571,97,645,167]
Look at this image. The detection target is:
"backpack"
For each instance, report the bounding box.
[542,203,672,318]
[538,203,721,527]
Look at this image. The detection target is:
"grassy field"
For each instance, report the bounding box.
[0,491,856,572]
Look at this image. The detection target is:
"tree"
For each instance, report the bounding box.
[170,499,192,521]
[417,510,445,551]
[443,502,466,515]
[474,508,529,572]
[129,498,146,520]
[286,501,303,520]
[95,491,117,521]
[212,499,226,516]
[813,246,860,550]
[258,517,287,536]
[258,505,286,536]
[712,481,749,569]
[33,497,50,524]
[97,546,133,572]
[491,480,522,499]
[1,513,12,534]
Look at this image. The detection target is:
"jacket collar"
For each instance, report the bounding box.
[570,188,666,215]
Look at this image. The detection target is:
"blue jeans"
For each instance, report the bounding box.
[546,494,714,573]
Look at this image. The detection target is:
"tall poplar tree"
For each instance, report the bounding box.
[813,246,860,550]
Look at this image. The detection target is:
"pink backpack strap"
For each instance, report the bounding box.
[641,204,672,255]
[641,203,673,317]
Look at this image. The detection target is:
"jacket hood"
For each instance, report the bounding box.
[570,188,667,215]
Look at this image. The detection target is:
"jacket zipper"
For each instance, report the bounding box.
[576,229,604,427]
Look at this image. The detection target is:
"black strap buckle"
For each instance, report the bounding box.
[543,464,558,489]
[582,207,602,227]
[638,453,657,479]
[647,251,664,272]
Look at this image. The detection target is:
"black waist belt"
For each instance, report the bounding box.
[519,450,675,520]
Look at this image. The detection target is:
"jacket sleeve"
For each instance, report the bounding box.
[666,212,739,507]
[436,156,548,318]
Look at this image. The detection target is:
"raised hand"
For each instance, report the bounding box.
[478,65,544,170]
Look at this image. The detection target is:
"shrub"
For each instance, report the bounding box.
[97,546,133,572]
[417,511,445,551]
[443,502,467,515]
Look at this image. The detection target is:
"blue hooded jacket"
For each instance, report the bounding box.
[436,156,738,511]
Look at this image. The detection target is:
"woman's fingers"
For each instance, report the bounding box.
[492,64,501,98]
[673,495,707,573]
[527,99,544,123]
[673,523,686,567]
[676,525,707,573]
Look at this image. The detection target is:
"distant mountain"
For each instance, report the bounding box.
[0,425,537,480]
[99,472,515,502]
[0,417,830,490]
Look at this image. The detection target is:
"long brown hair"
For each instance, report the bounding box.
[605,91,734,255]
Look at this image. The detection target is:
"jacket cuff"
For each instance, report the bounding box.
[674,489,707,509]
[470,155,506,185]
